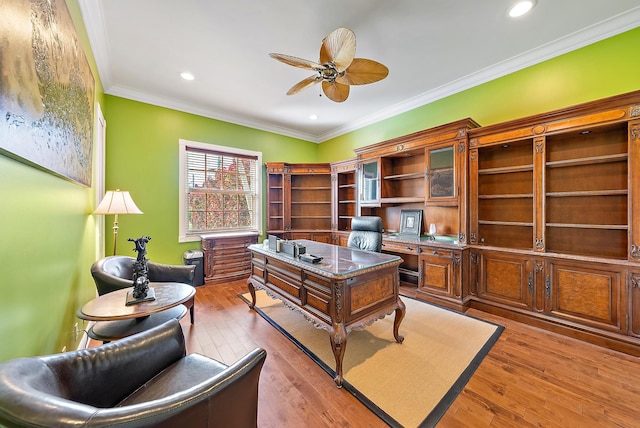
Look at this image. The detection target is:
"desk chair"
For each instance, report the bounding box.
[347,216,383,252]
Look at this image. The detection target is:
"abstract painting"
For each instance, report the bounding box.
[0,0,94,186]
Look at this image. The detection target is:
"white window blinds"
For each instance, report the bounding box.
[179,140,262,241]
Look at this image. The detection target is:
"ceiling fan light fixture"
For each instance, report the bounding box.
[270,27,388,103]
[509,0,536,17]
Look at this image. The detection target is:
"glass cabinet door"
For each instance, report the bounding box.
[427,145,455,199]
[359,160,380,205]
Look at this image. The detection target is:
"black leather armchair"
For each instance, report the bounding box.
[91,256,197,323]
[0,320,267,428]
[347,216,383,252]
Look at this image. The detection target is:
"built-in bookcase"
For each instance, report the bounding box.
[265,162,332,240]
[475,139,534,250]
[544,123,628,259]
[331,159,357,232]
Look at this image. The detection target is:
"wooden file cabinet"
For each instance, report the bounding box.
[201,234,258,285]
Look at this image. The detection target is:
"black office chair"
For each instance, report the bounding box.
[347,216,383,252]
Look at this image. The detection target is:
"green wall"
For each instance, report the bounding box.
[102,96,319,263]
[2,2,639,362]
[318,27,640,162]
[0,0,105,360]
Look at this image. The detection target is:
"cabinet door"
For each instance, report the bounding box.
[476,250,533,310]
[359,159,380,206]
[426,144,456,202]
[545,259,625,334]
[419,248,459,298]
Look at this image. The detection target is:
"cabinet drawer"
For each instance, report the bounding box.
[207,248,250,258]
[419,247,453,258]
[207,253,251,265]
[201,235,257,250]
[381,241,419,255]
[208,264,251,278]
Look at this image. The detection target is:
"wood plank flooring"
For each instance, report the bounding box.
[102,280,640,427]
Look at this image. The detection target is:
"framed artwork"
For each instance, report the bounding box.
[0,0,95,186]
[399,209,422,236]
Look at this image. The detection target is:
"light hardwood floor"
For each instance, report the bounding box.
[115,280,640,427]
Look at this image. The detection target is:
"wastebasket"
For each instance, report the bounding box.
[183,250,205,286]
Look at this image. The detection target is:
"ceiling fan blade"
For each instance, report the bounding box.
[319,27,356,72]
[322,81,350,103]
[269,53,324,71]
[337,58,389,85]
[287,75,322,95]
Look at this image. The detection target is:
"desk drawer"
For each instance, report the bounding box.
[265,258,302,303]
[303,272,332,318]
[382,241,419,255]
[419,247,454,259]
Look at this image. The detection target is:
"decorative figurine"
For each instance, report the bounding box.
[126,235,154,304]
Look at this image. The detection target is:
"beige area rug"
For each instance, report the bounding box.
[240,290,503,427]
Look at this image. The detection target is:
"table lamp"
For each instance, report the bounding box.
[94,189,143,255]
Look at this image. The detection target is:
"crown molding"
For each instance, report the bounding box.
[79,2,640,143]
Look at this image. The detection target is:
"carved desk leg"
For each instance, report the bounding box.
[330,321,348,388]
[393,297,406,343]
[246,278,257,309]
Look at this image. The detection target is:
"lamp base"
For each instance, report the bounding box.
[125,287,156,306]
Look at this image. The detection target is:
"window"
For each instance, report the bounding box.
[179,139,262,242]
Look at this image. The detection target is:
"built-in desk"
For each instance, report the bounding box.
[380,234,468,311]
[246,239,404,387]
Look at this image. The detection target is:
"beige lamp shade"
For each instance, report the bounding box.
[94,190,143,255]
[94,190,143,215]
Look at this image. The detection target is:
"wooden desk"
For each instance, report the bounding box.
[246,240,405,387]
[78,283,195,341]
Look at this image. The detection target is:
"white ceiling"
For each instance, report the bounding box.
[79,0,640,143]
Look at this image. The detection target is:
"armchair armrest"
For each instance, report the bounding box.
[91,269,134,295]
[148,262,195,285]
[106,348,267,427]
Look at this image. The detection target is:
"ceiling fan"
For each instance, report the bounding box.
[269,27,389,103]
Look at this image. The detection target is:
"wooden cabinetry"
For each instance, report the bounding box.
[331,158,358,232]
[265,162,286,234]
[265,162,332,239]
[359,159,380,207]
[354,118,479,243]
[468,90,640,354]
[546,259,624,334]
[630,270,640,339]
[474,250,533,311]
[418,246,465,309]
[381,238,421,286]
[201,234,258,284]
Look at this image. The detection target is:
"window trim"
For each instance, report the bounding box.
[178,139,262,243]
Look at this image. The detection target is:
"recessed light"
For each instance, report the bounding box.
[509,0,536,17]
[180,72,194,81]
[309,114,318,120]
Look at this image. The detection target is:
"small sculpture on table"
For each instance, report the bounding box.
[125,235,156,305]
